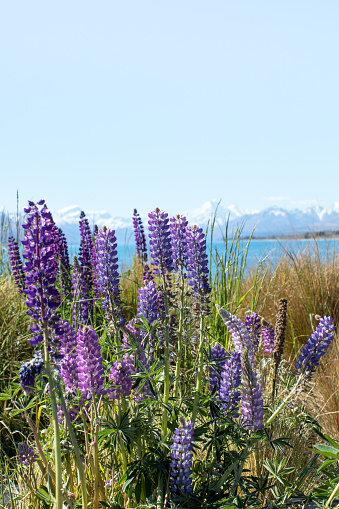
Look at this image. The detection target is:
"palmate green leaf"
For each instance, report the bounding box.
[312,444,339,459]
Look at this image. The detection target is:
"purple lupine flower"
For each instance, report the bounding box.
[19,351,44,395]
[137,280,159,326]
[169,418,194,495]
[95,226,122,314]
[133,209,147,262]
[108,359,134,400]
[261,319,275,354]
[295,316,335,374]
[55,227,71,294]
[72,256,90,326]
[142,264,154,284]
[184,225,211,306]
[78,211,94,309]
[244,313,261,353]
[170,214,188,274]
[8,236,25,293]
[209,343,228,394]
[77,325,106,399]
[56,319,79,392]
[216,306,254,365]
[21,200,61,346]
[18,442,36,466]
[219,351,242,417]
[240,347,264,430]
[148,208,173,276]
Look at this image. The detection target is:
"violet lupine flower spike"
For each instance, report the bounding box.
[169,418,194,496]
[21,200,61,346]
[95,226,124,327]
[133,209,147,262]
[170,214,188,274]
[137,280,159,327]
[56,319,79,392]
[240,347,264,430]
[109,359,134,400]
[78,211,94,310]
[261,319,275,354]
[295,316,335,375]
[244,313,261,353]
[56,227,72,294]
[219,350,242,417]
[148,208,173,276]
[77,325,106,400]
[19,351,44,395]
[8,236,25,293]
[185,225,211,312]
[216,306,255,365]
[72,255,90,327]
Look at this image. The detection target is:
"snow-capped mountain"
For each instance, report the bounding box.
[50,201,339,244]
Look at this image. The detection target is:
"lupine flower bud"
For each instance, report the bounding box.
[169,419,194,495]
[170,214,188,273]
[18,442,36,465]
[219,350,242,416]
[133,209,147,262]
[72,256,90,326]
[209,343,227,394]
[148,208,173,275]
[95,226,122,313]
[8,236,25,293]
[295,316,335,374]
[21,200,61,345]
[244,313,261,353]
[240,347,264,430]
[261,319,275,354]
[185,225,210,298]
[77,326,106,399]
[19,351,44,395]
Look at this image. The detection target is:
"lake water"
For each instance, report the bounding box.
[69,238,339,275]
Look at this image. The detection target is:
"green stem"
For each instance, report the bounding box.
[93,398,104,509]
[44,336,63,509]
[265,373,304,426]
[191,315,204,423]
[161,273,170,442]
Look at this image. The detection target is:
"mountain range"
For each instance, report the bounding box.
[50,201,339,244]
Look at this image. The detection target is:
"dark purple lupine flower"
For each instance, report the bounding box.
[184,225,211,306]
[261,319,275,354]
[56,319,78,392]
[19,351,44,395]
[240,347,264,430]
[170,214,188,274]
[78,211,94,309]
[137,280,159,326]
[142,264,154,284]
[209,343,227,394]
[133,209,147,262]
[77,325,106,399]
[244,313,261,353]
[169,418,194,495]
[18,442,36,466]
[21,201,61,346]
[295,316,335,374]
[72,256,90,326]
[148,208,173,276]
[55,227,71,294]
[8,236,25,293]
[219,350,242,417]
[95,226,122,314]
[108,359,134,400]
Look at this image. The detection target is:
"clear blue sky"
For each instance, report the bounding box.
[1,1,338,217]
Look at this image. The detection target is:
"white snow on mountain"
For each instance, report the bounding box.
[49,201,339,243]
